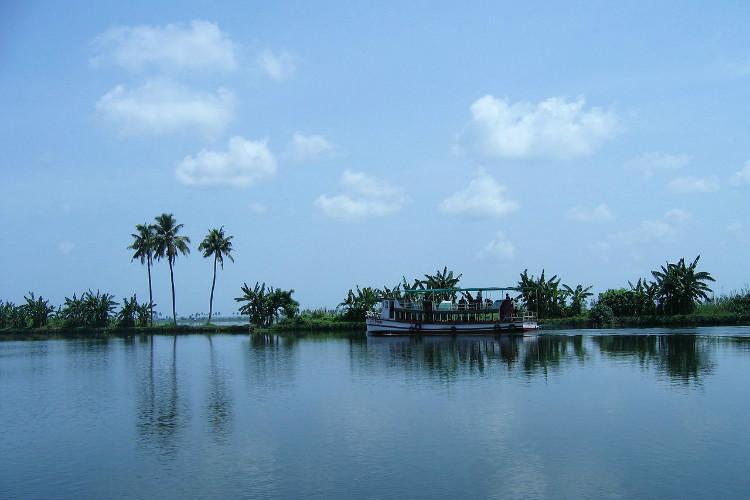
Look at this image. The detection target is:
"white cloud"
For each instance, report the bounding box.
[97,79,234,137]
[625,152,691,178]
[257,49,295,80]
[610,209,691,245]
[479,231,515,260]
[465,95,617,159]
[668,176,720,193]
[566,203,614,222]
[176,136,276,187]
[285,132,334,162]
[92,20,237,72]
[730,161,750,186]
[315,170,407,219]
[439,169,519,217]
[58,241,75,255]
[339,170,401,198]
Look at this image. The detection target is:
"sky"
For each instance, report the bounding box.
[1,1,749,316]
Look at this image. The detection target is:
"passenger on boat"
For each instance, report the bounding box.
[499,293,514,321]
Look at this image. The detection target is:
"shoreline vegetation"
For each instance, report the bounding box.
[3,313,750,340]
[1,214,749,340]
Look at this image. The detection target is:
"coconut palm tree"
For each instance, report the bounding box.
[153,213,191,325]
[198,226,234,323]
[128,222,156,325]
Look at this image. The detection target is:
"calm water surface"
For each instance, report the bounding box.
[1,327,749,499]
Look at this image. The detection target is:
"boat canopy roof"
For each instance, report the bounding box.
[404,286,523,294]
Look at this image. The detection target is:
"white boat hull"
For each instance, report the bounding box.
[366,317,539,336]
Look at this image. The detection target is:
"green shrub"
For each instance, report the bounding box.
[590,302,615,327]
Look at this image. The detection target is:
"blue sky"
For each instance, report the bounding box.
[1,1,749,315]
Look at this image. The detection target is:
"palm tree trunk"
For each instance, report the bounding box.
[208,255,217,323]
[147,256,154,326]
[169,258,177,325]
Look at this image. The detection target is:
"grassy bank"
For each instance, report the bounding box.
[541,312,750,330]
[4,313,749,340]
[256,316,365,334]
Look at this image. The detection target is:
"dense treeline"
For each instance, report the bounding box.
[0,213,303,332]
[332,266,593,322]
[2,212,747,335]
[0,291,152,329]
[326,255,748,328]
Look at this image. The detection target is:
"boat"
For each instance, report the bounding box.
[365,287,539,336]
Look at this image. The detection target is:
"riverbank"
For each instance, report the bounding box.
[256,317,365,334]
[0,324,251,340]
[3,312,749,339]
[541,312,750,329]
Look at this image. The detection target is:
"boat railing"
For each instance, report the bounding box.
[394,301,497,312]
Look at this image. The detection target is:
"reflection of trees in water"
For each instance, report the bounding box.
[363,333,739,383]
[715,335,750,353]
[594,335,715,384]
[136,336,186,458]
[594,335,657,365]
[206,335,232,442]
[657,335,714,384]
[572,335,586,361]
[244,334,296,394]
[63,338,112,371]
[522,335,572,376]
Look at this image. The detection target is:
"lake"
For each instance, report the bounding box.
[1,327,749,499]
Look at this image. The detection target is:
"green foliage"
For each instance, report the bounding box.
[198,226,234,323]
[235,282,299,327]
[562,284,593,316]
[136,301,152,327]
[597,281,658,317]
[299,308,340,321]
[627,278,658,316]
[22,292,55,328]
[153,213,191,265]
[380,283,403,299]
[198,226,234,267]
[153,213,191,325]
[696,289,750,316]
[128,222,156,325]
[589,302,615,326]
[0,301,27,328]
[419,267,462,300]
[128,223,156,266]
[117,295,152,327]
[58,290,117,328]
[518,269,569,318]
[269,309,363,333]
[651,255,715,315]
[595,256,713,318]
[338,286,380,321]
[596,289,633,317]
